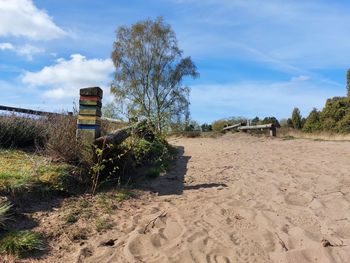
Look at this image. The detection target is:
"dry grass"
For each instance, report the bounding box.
[278,128,350,141]
[0,115,46,148]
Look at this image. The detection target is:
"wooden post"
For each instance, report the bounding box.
[76,87,103,144]
[270,126,277,137]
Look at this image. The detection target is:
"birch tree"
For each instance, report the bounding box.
[111,17,199,132]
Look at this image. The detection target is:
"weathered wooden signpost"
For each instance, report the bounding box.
[76,87,103,144]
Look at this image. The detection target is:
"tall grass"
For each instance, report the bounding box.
[44,114,82,163]
[278,128,350,141]
[0,201,12,228]
[0,114,85,163]
[0,115,46,148]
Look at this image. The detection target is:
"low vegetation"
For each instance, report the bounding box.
[0,230,44,257]
[0,149,78,196]
[0,201,12,227]
[0,115,46,148]
[282,97,350,134]
[211,117,246,132]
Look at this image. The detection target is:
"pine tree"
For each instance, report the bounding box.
[291,107,302,129]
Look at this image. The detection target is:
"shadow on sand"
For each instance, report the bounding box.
[137,145,227,196]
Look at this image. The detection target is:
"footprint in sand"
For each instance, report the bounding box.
[284,192,313,207]
[125,213,185,261]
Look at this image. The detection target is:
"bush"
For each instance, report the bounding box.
[303,97,350,133]
[0,230,44,257]
[181,131,201,138]
[201,123,212,132]
[212,117,246,132]
[132,137,169,167]
[303,108,321,132]
[260,117,280,128]
[0,115,46,148]
[0,113,84,164]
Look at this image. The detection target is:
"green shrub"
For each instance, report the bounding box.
[0,230,44,257]
[131,137,169,167]
[303,97,350,133]
[336,113,350,133]
[212,117,246,132]
[303,108,321,132]
[212,119,230,132]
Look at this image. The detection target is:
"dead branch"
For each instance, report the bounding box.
[143,211,167,234]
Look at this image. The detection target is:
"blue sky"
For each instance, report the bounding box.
[0,0,349,123]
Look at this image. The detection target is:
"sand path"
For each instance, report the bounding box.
[75,133,350,263]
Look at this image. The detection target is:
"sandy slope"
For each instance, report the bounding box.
[74,133,350,263]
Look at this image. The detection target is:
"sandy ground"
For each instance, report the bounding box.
[64,133,350,263]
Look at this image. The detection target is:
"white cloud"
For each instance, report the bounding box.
[0,42,44,60]
[0,42,14,51]
[16,44,44,60]
[21,54,114,100]
[0,0,67,40]
[291,75,310,82]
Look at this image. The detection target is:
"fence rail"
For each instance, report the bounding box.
[0,105,73,116]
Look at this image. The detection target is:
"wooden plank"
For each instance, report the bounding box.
[80,87,103,98]
[270,127,277,137]
[79,100,102,107]
[238,124,273,130]
[222,123,242,131]
[0,105,71,116]
[79,108,102,117]
[80,95,101,101]
[78,115,100,121]
[77,118,101,125]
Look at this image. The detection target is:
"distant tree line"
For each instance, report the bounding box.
[283,70,350,133]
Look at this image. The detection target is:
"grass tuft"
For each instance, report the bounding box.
[0,201,12,228]
[0,230,44,257]
[115,189,136,201]
[145,167,162,178]
[95,217,113,232]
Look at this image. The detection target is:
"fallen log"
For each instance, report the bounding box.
[94,119,147,149]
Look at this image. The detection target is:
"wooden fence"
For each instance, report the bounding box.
[223,122,277,136]
[0,105,72,116]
